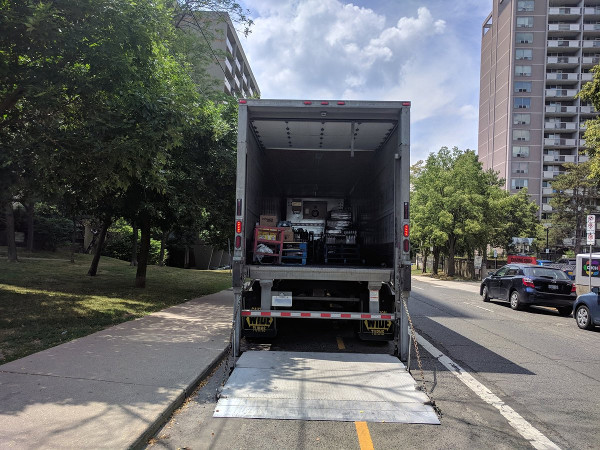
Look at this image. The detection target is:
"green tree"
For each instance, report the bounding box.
[412,147,539,276]
[550,162,599,255]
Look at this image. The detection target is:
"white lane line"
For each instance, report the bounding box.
[413,286,424,290]
[416,333,560,450]
[462,301,493,312]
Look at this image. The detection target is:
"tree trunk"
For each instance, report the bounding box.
[184,245,190,269]
[25,201,34,252]
[70,218,76,263]
[432,247,440,275]
[422,248,429,273]
[130,222,138,267]
[447,235,456,277]
[88,218,111,276]
[159,230,168,267]
[5,202,17,262]
[135,219,151,288]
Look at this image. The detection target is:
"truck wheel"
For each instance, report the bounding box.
[482,285,490,302]
[510,290,524,311]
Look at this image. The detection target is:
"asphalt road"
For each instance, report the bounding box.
[147,276,600,449]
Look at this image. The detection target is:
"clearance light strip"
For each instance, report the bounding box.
[241,310,394,320]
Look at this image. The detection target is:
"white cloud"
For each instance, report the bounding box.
[239,0,484,161]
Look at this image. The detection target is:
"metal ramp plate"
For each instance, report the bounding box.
[214,351,439,424]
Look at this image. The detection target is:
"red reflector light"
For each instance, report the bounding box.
[236,220,242,234]
[321,101,329,105]
[403,224,409,237]
[402,102,411,106]
[403,239,409,252]
[571,284,576,292]
[337,101,345,105]
[239,99,247,104]
[304,101,312,105]
[235,235,241,248]
[522,277,535,288]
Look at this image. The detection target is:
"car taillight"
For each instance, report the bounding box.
[571,284,577,293]
[522,277,535,288]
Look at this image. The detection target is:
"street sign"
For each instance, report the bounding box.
[474,256,483,269]
[587,215,596,245]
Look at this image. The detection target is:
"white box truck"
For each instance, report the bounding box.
[231,99,412,360]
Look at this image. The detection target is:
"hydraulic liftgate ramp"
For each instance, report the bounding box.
[214,351,439,424]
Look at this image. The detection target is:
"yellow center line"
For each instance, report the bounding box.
[336,336,345,350]
[355,421,374,450]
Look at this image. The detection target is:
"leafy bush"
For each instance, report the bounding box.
[34,216,74,251]
[102,219,165,265]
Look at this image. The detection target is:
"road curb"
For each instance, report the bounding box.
[130,346,230,450]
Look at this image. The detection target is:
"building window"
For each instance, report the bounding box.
[513,146,530,157]
[517,17,534,28]
[514,97,531,109]
[511,179,528,190]
[515,65,532,76]
[516,49,533,60]
[513,129,530,141]
[517,1,534,12]
[516,33,533,44]
[512,162,529,174]
[514,114,531,125]
[515,81,532,93]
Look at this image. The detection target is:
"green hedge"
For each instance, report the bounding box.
[102,219,165,265]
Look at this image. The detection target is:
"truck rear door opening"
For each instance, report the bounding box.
[232,100,411,360]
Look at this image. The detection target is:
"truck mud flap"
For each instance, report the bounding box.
[358,319,394,341]
[242,316,277,338]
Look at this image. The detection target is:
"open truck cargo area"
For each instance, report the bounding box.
[232,99,411,359]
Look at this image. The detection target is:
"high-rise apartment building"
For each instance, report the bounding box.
[178,11,260,98]
[479,0,598,221]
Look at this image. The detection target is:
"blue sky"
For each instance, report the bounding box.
[236,0,493,162]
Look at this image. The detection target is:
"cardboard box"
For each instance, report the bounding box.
[260,214,278,227]
[283,228,294,242]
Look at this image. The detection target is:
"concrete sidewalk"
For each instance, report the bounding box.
[0,289,233,449]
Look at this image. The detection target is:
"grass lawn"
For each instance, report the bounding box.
[0,249,232,363]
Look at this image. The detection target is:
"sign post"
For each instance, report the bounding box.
[587,215,596,291]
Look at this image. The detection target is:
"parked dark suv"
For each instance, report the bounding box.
[480,264,576,315]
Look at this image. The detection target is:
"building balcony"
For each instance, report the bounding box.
[546,73,579,81]
[582,72,594,81]
[224,58,233,76]
[549,24,581,32]
[226,38,234,55]
[579,155,590,162]
[583,40,600,48]
[547,40,581,51]
[549,7,581,17]
[545,105,578,114]
[543,154,576,163]
[545,121,578,131]
[545,138,577,147]
[547,56,579,66]
[542,203,554,212]
[545,89,579,98]
[224,77,232,94]
[235,58,242,73]
[543,171,557,179]
[582,56,600,66]
[584,23,600,32]
[584,6,600,18]
[580,105,597,114]
[543,187,555,195]
[580,139,589,148]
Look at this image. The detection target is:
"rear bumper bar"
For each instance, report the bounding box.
[241,310,395,320]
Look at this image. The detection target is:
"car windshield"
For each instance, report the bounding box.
[525,267,570,280]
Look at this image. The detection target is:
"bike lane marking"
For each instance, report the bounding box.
[416,333,560,450]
